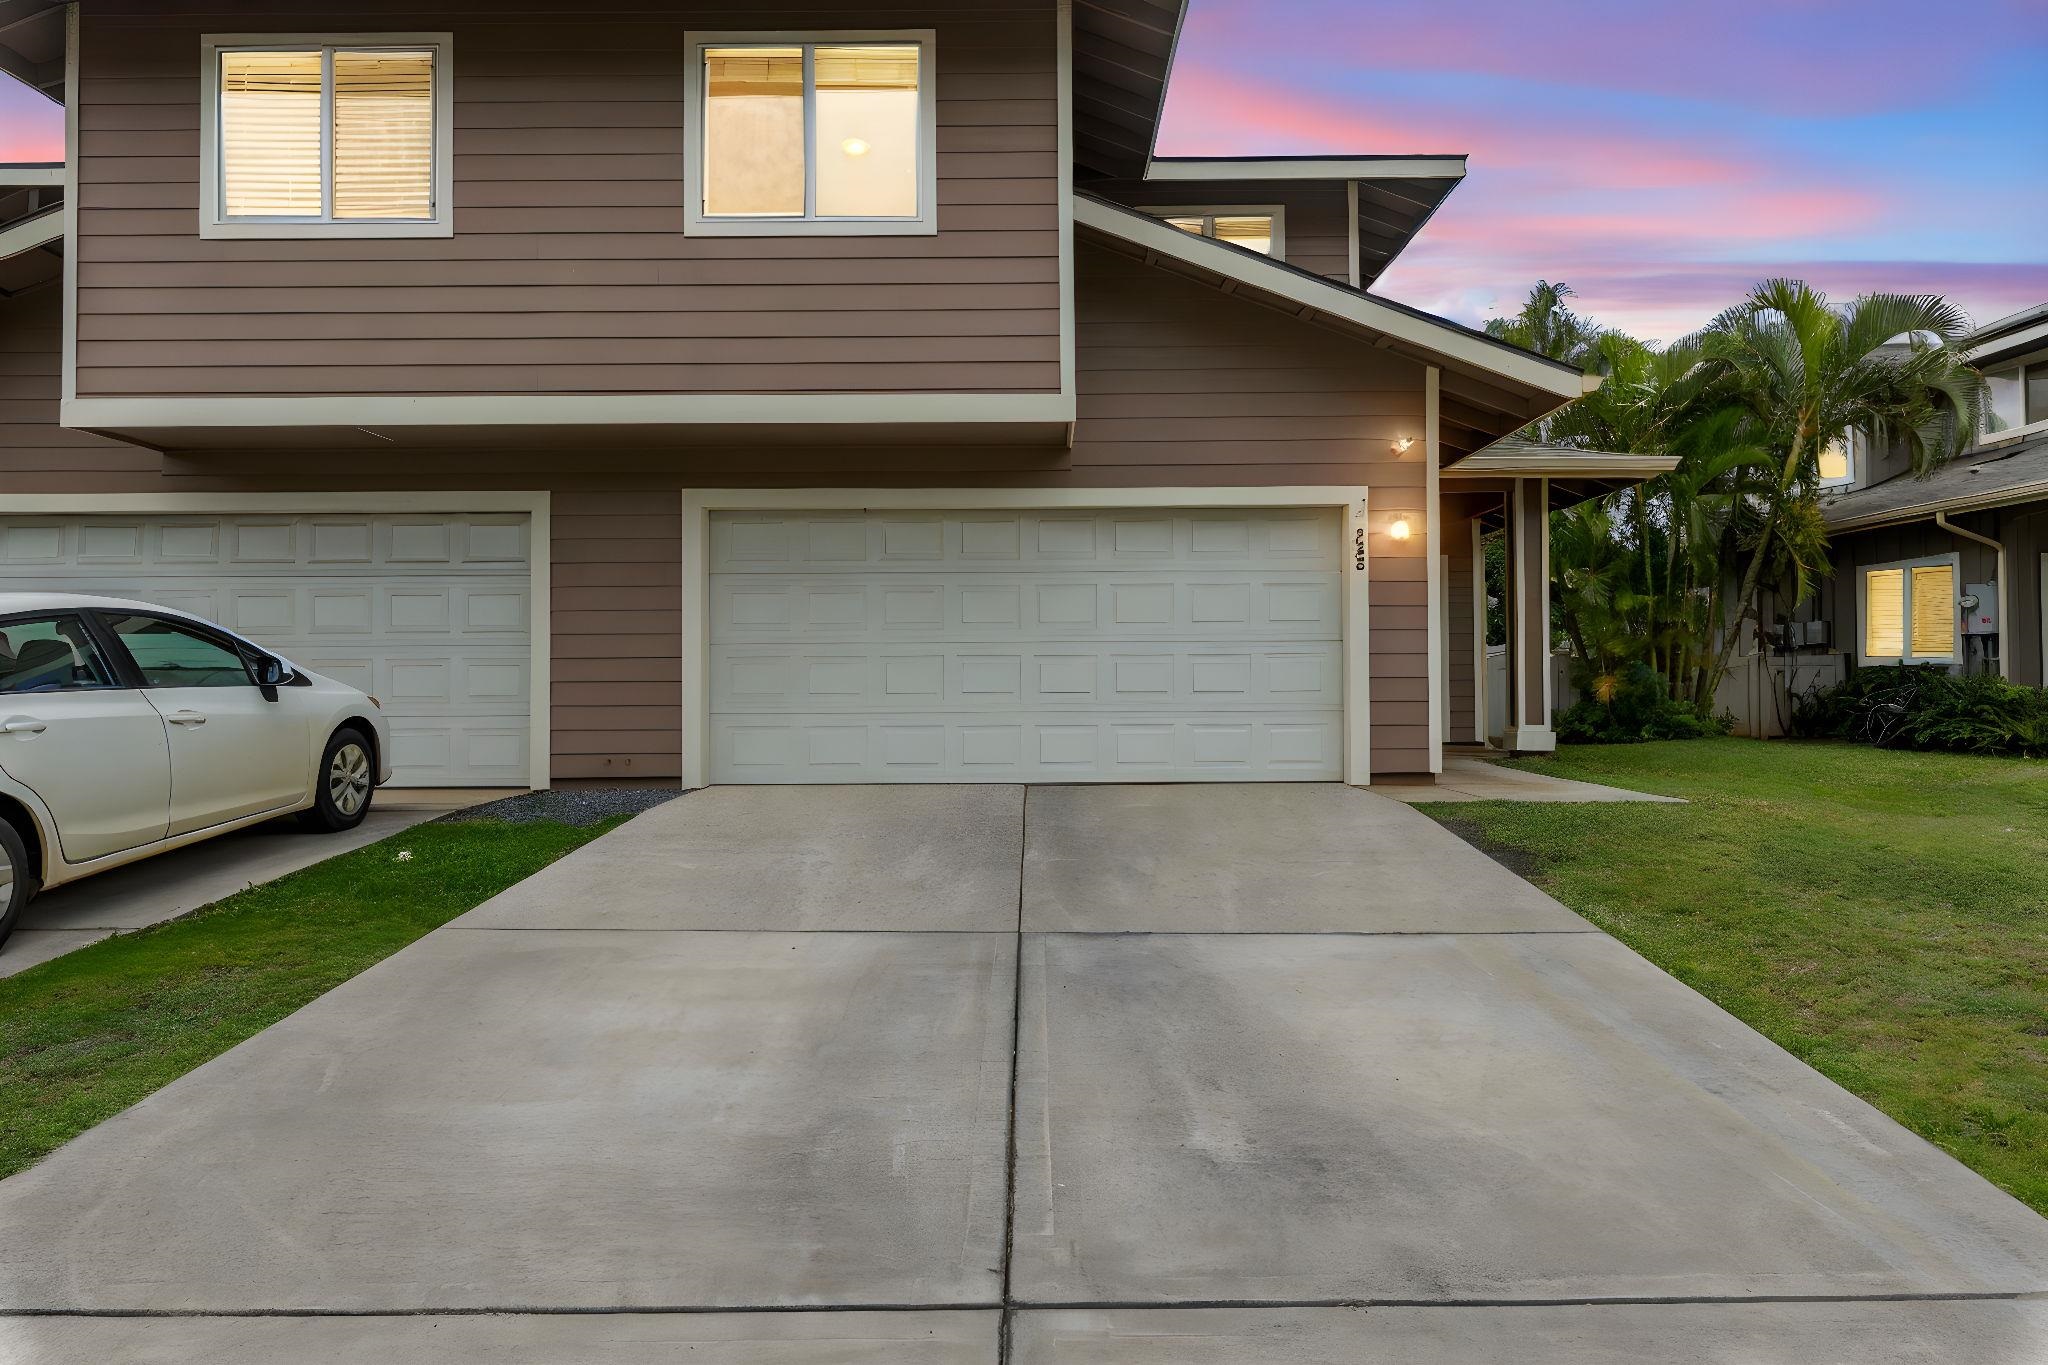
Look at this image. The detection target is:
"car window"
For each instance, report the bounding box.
[0,614,121,694]
[101,614,254,689]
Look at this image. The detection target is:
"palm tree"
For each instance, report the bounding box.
[1682,281,1983,693]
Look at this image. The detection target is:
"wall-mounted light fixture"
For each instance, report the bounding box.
[1388,518,1412,541]
[841,137,871,157]
[1391,436,1415,454]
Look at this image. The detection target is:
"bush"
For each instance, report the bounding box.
[1792,665,2048,756]
[1557,662,1730,744]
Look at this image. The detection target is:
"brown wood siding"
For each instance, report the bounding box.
[1084,181,1354,283]
[4,238,1435,777]
[73,0,1060,398]
[1823,507,2047,687]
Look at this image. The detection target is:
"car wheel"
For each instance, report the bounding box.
[300,727,375,833]
[0,819,35,953]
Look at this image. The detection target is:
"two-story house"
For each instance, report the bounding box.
[0,0,1669,796]
[1813,304,2048,687]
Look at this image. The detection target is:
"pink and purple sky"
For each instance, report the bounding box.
[1159,0,2048,341]
[4,1,2043,342]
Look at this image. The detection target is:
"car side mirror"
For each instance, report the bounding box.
[250,653,292,698]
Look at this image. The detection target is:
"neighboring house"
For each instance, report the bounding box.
[1806,304,2048,688]
[0,0,1668,792]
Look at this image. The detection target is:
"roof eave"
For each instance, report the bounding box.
[1072,193,1585,404]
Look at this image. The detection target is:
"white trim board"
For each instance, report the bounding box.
[0,205,63,258]
[1425,365,1442,773]
[1144,156,1466,182]
[62,391,1077,432]
[0,491,552,790]
[680,485,1374,789]
[1073,194,1589,401]
[0,165,63,186]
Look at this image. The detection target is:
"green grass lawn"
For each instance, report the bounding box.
[1428,737,2048,1215]
[0,816,617,1180]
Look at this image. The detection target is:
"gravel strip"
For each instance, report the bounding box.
[433,786,685,827]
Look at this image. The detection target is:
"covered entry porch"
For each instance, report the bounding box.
[1439,438,1679,754]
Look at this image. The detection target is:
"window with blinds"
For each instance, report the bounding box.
[1863,568,1905,659]
[208,39,446,236]
[1152,209,1281,256]
[1862,559,1957,663]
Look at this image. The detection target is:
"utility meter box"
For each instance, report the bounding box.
[1962,583,1999,635]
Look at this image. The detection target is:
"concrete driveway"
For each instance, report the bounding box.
[1,784,2043,1362]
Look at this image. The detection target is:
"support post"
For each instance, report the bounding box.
[1504,476,1557,753]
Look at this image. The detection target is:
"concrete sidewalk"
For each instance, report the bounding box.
[0,783,2041,1362]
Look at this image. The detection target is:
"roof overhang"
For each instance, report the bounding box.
[1825,478,2048,532]
[1968,316,2048,366]
[1072,0,1188,179]
[0,0,66,102]
[1444,448,1679,480]
[1074,192,1591,447]
[1143,155,1467,182]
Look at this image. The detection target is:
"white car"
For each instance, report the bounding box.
[0,593,392,951]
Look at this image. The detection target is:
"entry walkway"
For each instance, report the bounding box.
[0,785,2040,1362]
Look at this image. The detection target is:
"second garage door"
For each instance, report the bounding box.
[0,513,533,787]
[708,508,1345,783]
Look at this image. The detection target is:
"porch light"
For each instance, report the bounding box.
[1391,436,1415,453]
[840,137,870,157]
[1388,518,1412,541]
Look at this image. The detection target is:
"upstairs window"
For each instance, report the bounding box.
[1816,430,1858,488]
[1860,556,1957,665]
[1147,208,1283,257]
[201,36,452,239]
[686,33,936,236]
[1982,355,2048,439]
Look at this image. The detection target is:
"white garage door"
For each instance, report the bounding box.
[708,508,1345,783]
[0,514,532,787]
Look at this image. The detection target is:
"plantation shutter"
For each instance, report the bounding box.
[1908,564,1955,658]
[1863,568,1904,659]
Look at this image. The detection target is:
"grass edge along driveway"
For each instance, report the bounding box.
[0,815,619,1181]
[1425,737,2047,1217]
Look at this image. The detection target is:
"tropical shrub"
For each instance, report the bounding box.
[1792,666,2048,756]
[1557,662,1730,744]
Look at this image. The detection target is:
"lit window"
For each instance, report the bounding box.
[1149,208,1281,256]
[690,35,934,235]
[1816,432,1855,487]
[1981,357,2048,437]
[205,37,448,238]
[1861,558,1956,664]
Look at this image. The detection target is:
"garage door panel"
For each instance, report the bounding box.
[711,642,1344,711]
[710,510,1337,576]
[0,515,531,787]
[718,711,1343,782]
[708,509,1344,784]
[712,573,1340,644]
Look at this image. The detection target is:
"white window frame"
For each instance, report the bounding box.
[1858,552,1960,666]
[1976,349,2048,449]
[199,33,454,240]
[683,30,938,238]
[1139,204,1288,257]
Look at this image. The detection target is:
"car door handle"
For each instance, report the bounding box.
[165,711,208,727]
[0,719,46,735]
